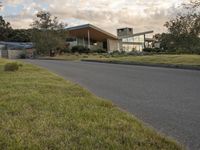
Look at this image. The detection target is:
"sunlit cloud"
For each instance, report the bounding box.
[1,0,188,34]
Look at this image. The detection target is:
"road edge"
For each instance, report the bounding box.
[82,59,200,71]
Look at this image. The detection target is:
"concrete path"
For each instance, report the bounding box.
[25,59,200,150]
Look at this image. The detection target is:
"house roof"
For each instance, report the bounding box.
[66,24,118,41]
[118,30,154,39]
[0,41,33,50]
[145,38,156,42]
[133,31,154,36]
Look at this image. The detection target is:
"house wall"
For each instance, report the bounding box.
[0,45,4,50]
[118,40,123,51]
[8,50,24,59]
[107,39,120,52]
[1,50,8,58]
[7,49,36,59]
[117,28,133,37]
[0,45,4,58]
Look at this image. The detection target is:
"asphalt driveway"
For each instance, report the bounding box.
[25,59,200,150]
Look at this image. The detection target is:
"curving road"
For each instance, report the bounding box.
[25,59,200,150]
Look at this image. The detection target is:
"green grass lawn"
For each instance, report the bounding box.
[42,53,108,61]
[84,54,200,66]
[0,59,183,149]
[45,53,200,67]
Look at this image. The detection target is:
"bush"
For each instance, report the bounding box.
[109,50,122,55]
[93,49,107,53]
[143,48,161,53]
[194,48,200,55]
[19,53,26,59]
[4,62,22,72]
[143,48,153,52]
[109,50,127,57]
[128,51,146,56]
[71,46,90,53]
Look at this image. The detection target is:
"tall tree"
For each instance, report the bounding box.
[0,2,2,9]
[31,11,67,56]
[8,29,32,42]
[0,16,12,41]
[164,0,200,53]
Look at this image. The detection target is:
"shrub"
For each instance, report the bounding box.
[110,50,127,57]
[71,46,90,53]
[4,62,22,72]
[143,48,153,52]
[83,55,88,58]
[93,49,107,53]
[128,51,145,56]
[19,53,26,59]
[143,48,161,53]
[60,47,71,54]
[194,48,200,55]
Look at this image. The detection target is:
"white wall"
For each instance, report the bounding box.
[107,39,120,52]
[8,50,24,59]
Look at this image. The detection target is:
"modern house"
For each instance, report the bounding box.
[117,27,154,51]
[66,24,120,52]
[66,24,155,52]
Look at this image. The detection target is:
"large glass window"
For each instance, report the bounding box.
[121,34,145,51]
[122,35,144,43]
[122,44,144,52]
[133,35,144,42]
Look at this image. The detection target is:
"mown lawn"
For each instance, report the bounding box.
[0,59,183,149]
[45,53,200,66]
[42,53,108,61]
[84,54,200,66]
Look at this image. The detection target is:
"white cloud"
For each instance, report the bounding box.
[2,0,189,34]
[2,0,24,5]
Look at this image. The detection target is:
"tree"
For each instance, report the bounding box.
[0,2,2,9]
[154,33,177,51]
[0,16,32,42]
[31,11,67,56]
[8,29,32,42]
[164,0,200,53]
[0,16,12,41]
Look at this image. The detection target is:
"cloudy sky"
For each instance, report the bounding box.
[0,0,188,35]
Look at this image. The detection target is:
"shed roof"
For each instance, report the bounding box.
[0,41,33,50]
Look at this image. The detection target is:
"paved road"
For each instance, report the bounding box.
[25,59,200,150]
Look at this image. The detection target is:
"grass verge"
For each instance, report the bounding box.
[43,54,200,67]
[0,59,183,149]
[83,54,200,67]
[41,53,108,61]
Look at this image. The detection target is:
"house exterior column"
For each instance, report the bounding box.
[88,30,90,49]
[83,37,85,47]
